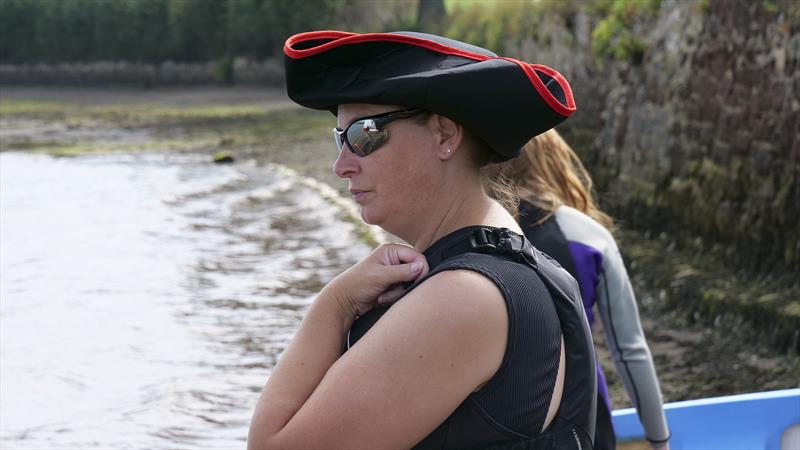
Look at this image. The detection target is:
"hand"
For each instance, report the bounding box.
[327,243,429,317]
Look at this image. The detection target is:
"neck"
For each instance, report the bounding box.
[397,183,521,252]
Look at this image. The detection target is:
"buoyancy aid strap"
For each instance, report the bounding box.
[424,226,534,268]
[398,227,533,293]
[531,249,598,443]
[456,226,598,444]
[420,226,598,442]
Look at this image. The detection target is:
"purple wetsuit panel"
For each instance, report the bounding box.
[568,241,613,411]
[567,241,603,324]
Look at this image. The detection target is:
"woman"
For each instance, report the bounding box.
[248,31,596,449]
[494,129,671,449]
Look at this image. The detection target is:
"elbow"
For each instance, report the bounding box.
[247,424,281,450]
[614,343,650,362]
[248,434,280,450]
[248,403,288,449]
[247,430,268,450]
[248,420,302,450]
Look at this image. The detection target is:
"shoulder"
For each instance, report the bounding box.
[359,268,509,387]
[553,205,617,254]
[390,266,510,351]
[408,267,508,321]
[413,255,559,334]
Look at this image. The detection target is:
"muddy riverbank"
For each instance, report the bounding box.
[2,86,797,411]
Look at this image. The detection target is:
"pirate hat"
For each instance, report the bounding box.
[284,31,575,161]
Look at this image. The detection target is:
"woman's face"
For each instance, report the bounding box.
[334,103,441,231]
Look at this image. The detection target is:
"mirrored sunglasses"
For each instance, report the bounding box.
[333,109,424,157]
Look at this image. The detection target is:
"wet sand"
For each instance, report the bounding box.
[2,85,797,415]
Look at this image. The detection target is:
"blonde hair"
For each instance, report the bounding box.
[492,129,614,230]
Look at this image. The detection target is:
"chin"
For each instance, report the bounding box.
[359,206,380,226]
[360,204,394,229]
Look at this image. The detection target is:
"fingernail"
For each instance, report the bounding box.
[410,261,422,274]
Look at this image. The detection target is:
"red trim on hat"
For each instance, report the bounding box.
[283,30,355,57]
[501,58,576,117]
[285,31,575,117]
[285,30,491,62]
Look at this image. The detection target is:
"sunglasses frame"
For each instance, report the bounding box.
[333,108,424,157]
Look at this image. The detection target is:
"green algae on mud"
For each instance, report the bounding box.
[0,100,70,115]
[618,227,800,356]
[593,227,800,408]
[0,97,327,135]
[0,97,335,166]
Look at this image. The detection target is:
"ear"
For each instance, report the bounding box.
[433,114,464,160]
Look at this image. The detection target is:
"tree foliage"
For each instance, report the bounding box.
[0,0,348,63]
[590,0,661,62]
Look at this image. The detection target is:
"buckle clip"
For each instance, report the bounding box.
[470,227,498,252]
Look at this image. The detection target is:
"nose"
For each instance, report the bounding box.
[333,145,360,179]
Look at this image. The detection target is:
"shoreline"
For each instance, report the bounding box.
[1,86,797,410]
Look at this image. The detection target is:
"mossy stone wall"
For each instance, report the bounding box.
[506,0,798,275]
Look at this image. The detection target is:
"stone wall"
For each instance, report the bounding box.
[512,0,799,275]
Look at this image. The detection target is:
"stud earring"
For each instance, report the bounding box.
[446,148,451,154]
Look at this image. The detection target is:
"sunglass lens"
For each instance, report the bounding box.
[347,121,388,157]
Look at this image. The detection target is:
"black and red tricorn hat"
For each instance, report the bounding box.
[284,31,576,161]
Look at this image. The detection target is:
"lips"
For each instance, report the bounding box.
[349,189,370,202]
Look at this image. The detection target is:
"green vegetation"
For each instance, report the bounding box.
[0,0,660,67]
[0,100,68,114]
[621,227,800,355]
[440,0,662,63]
[616,154,799,273]
[0,0,348,65]
[0,98,333,159]
[2,99,271,128]
[762,0,779,14]
[212,150,235,163]
[590,0,661,62]
[441,0,574,54]
[444,0,500,13]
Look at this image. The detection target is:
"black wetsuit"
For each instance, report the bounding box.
[347,226,597,449]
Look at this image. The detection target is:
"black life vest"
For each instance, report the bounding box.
[347,226,597,449]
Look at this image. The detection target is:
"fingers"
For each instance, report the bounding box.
[341,243,428,309]
[382,260,424,284]
[377,244,429,275]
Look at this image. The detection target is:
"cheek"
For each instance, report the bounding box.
[369,131,440,205]
[382,156,438,205]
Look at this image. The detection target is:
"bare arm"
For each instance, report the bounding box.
[247,246,508,449]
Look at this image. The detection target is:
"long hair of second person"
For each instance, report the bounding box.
[498,129,614,230]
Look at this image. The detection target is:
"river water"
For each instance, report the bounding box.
[0,151,371,448]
